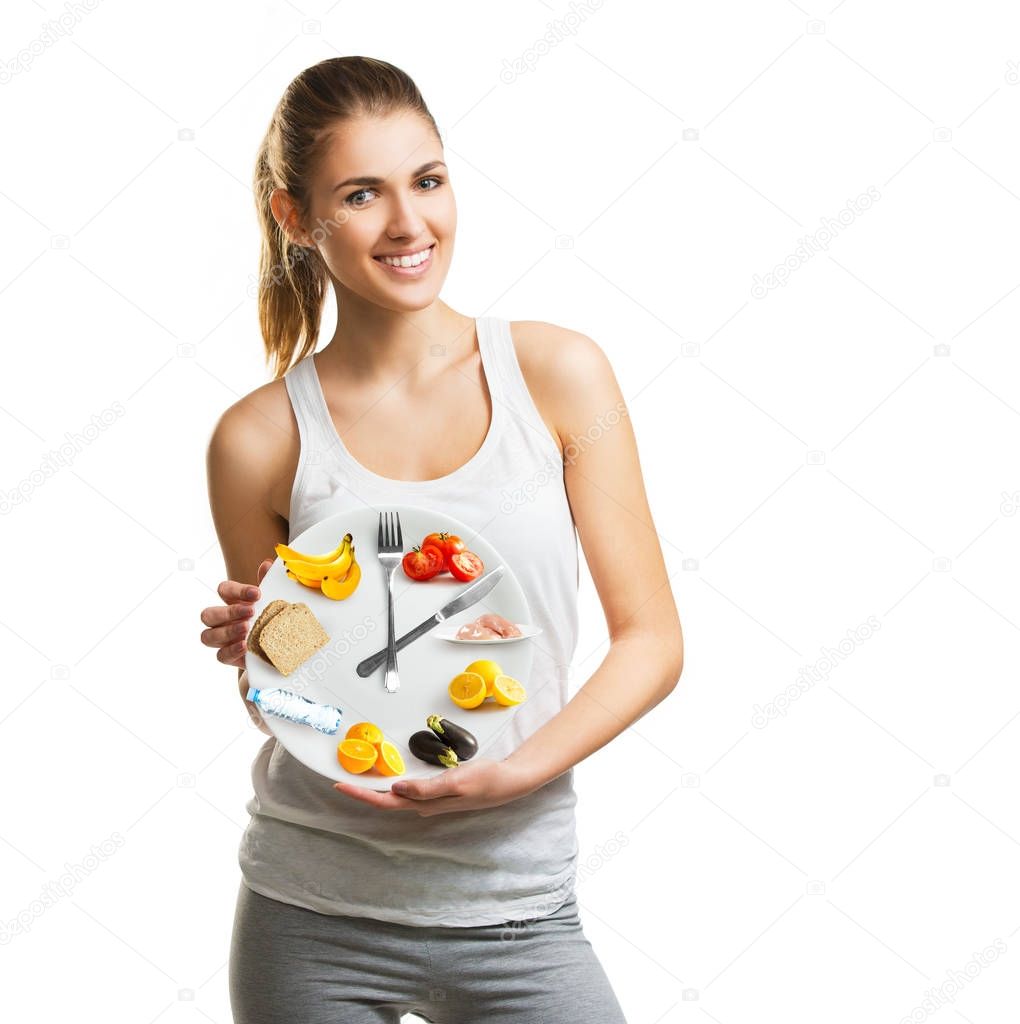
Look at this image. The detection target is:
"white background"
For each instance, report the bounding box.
[3,1,1020,1022]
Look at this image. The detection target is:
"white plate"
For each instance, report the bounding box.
[245,505,534,789]
[433,622,542,644]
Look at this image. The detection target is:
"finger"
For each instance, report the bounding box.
[217,579,262,605]
[332,782,418,810]
[200,603,254,629]
[256,558,274,584]
[216,644,246,667]
[389,778,454,801]
[201,619,252,650]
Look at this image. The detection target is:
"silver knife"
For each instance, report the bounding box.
[356,564,506,678]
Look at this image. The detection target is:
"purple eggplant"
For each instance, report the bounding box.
[408,730,459,768]
[426,714,478,761]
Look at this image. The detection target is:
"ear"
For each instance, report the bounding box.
[269,188,312,247]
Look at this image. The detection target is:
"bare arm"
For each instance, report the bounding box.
[504,325,684,789]
[206,402,290,735]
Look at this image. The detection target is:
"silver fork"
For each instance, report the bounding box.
[376,510,404,693]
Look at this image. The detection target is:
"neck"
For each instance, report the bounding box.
[317,295,475,384]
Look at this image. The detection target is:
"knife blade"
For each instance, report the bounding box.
[356,564,506,678]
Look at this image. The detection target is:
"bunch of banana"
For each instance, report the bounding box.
[275,532,362,601]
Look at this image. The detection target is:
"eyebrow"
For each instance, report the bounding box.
[331,160,447,193]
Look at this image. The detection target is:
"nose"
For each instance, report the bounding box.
[384,190,428,241]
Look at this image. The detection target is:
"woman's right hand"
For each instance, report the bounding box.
[200,558,274,668]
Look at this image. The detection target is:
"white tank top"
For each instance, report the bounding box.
[238,316,582,926]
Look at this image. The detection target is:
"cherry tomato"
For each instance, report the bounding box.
[442,532,466,557]
[402,544,444,581]
[423,532,466,573]
[442,533,466,562]
[449,550,484,582]
[422,533,449,570]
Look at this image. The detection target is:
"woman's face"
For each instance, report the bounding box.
[295,110,456,311]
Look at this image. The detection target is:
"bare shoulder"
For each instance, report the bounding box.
[507,320,621,447]
[207,374,299,522]
[210,375,295,457]
[508,320,610,370]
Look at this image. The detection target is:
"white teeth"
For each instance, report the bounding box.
[377,245,432,268]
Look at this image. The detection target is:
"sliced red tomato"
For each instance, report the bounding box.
[449,550,484,582]
[402,544,445,581]
[422,532,449,571]
[420,543,445,575]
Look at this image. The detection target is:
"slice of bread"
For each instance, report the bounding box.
[247,599,288,664]
[257,602,330,677]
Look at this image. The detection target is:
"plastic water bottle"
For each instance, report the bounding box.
[246,686,343,735]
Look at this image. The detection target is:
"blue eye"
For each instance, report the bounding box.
[345,176,444,208]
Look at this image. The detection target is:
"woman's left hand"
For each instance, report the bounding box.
[332,758,536,816]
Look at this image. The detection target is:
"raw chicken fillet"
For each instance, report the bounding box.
[455,613,523,640]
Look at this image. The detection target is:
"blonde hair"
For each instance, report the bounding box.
[253,56,441,379]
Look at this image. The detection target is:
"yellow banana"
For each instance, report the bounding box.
[276,532,352,565]
[286,569,323,589]
[284,541,355,582]
[321,559,361,600]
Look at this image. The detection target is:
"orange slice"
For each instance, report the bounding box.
[345,721,384,746]
[375,740,406,776]
[464,658,503,699]
[448,671,487,709]
[337,738,378,774]
[492,674,527,706]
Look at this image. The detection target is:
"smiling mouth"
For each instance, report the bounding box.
[373,244,435,269]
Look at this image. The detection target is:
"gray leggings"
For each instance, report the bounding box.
[228,881,627,1023]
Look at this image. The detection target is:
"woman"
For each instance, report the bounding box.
[201,55,683,1023]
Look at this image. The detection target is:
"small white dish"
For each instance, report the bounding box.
[434,623,542,644]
